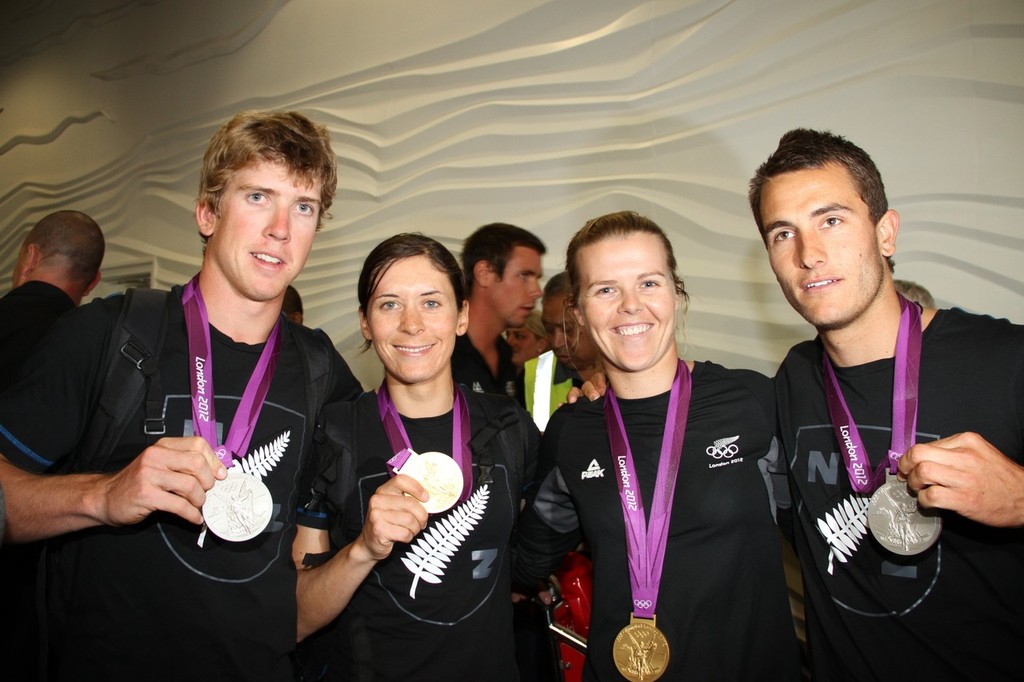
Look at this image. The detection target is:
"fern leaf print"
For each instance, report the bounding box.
[400,485,490,598]
[843,498,869,535]
[816,494,870,575]
[236,431,290,481]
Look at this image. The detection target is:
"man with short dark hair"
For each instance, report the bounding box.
[0,110,362,681]
[0,209,104,681]
[0,210,104,389]
[750,128,1024,681]
[453,222,545,401]
[283,283,304,324]
[453,222,548,676]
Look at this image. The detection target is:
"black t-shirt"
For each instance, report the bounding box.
[0,286,361,682]
[514,361,800,681]
[0,280,75,681]
[775,308,1024,681]
[451,333,519,403]
[301,388,539,681]
[0,280,75,391]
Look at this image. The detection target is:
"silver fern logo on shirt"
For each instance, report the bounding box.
[400,485,490,598]
[234,431,290,480]
[817,494,871,575]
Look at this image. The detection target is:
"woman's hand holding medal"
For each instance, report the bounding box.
[357,445,468,563]
[358,474,430,562]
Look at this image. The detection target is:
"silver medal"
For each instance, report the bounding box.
[868,473,941,556]
[202,469,273,542]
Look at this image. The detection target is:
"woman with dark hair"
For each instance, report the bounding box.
[514,211,799,681]
[294,233,538,681]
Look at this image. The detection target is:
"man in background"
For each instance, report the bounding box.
[453,222,549,677]
[893,278,935,308]
[521,271,601,431]
[453,222,545,402]
[0,210,104,389]
[0,209,104,681]
[283,284,304,324]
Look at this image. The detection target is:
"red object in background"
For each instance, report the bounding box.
[552,551,592,638]
[547,551,592,682]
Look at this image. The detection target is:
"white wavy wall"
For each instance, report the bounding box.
[1,0,1021,387]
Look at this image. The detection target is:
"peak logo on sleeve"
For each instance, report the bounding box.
[581,459,605,479]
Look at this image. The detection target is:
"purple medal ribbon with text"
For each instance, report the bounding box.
[182,276,282,467]
[604,359,691,620]
[822,295,921,493]
[377,382,473,505]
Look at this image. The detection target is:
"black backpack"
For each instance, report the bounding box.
[76,286,335,472]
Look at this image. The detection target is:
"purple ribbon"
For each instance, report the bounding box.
[182,276,282,468]
[822,295,922,493]
[377,382,473,505]
[604,359,691,620]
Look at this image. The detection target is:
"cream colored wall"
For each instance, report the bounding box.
[1,0,1021,387]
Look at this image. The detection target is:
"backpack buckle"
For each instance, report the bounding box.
[120,341,149,370]
[143,418,166,436]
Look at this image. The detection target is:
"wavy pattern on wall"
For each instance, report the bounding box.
[0,110,112,155]
[0,0,1021,386]
[91,0,291,80]
[0,0,160,67]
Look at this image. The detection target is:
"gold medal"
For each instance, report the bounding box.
[396,450,464,513]
[612,614,670,681]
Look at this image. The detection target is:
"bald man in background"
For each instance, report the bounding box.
[0,210,105,390]
[0,209,104,681]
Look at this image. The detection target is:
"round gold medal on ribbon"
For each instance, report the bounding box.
[397,450,464,514]
[612,615,670,681]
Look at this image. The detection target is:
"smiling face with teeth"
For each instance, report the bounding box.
[759,163,899,338]
[575,232,682,398]
[361,254,470,397]
[196,160,321,324]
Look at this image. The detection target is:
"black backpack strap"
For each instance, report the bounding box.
[294,400,356,681]
[42,287,170,679]
[291,322,343,556]
[76,288,171,473]
[465,390,528,489]
[289,323,334,449]
[466,391,535,548]
[470,399,520,488]
[300,413,349,568]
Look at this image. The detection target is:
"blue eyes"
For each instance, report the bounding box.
[245,193,316,216]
